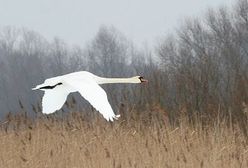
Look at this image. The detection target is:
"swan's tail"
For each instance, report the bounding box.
[32,87,39,90]
[32,83,46,90]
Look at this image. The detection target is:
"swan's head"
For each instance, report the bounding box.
[132,76,148,83]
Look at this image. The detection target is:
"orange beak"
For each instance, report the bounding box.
[140,77,148,83]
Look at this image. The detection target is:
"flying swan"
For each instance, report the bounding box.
[32,71,148,121]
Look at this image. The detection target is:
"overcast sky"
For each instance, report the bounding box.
[0,0,235,47]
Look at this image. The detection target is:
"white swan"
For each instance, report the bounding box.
[32,71,148,121]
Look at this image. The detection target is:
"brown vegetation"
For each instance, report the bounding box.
[0,110,247,168]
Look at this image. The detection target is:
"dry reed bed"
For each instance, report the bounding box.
[0,112,247,168]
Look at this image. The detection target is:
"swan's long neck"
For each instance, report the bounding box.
[95,77,138,84]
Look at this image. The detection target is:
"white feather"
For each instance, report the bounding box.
[65,79,118,121]
[32,71,145,121]
[42,85,69,114]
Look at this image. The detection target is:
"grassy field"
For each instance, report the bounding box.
[0,111,247,168]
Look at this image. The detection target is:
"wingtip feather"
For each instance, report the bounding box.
[104,114,121,122]
[115,114,120,119]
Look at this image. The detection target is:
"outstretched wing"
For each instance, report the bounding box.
[65,79,119,121]
[42,85,69,114]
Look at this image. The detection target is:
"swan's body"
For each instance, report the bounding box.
[32,71,147,121]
